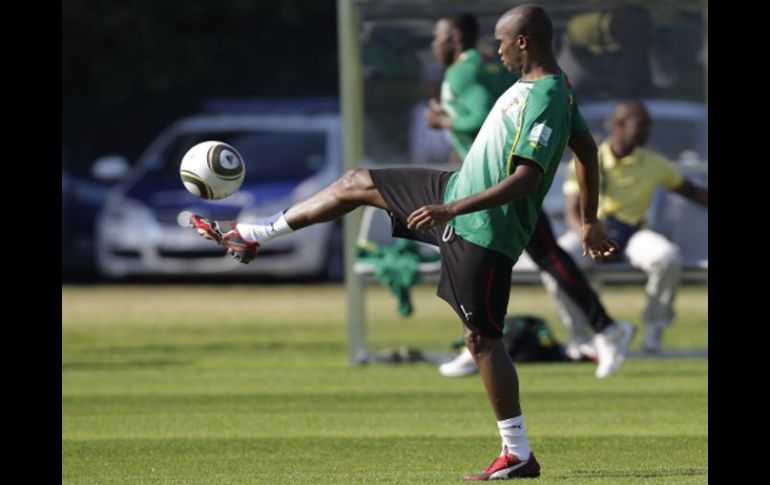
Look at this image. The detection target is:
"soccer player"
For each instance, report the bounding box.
[190,5,625,480]
[425,12,634,378]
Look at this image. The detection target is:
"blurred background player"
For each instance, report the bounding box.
[425,12,633,378]
[547,99,708,353]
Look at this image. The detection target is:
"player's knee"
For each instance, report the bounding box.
[339,169,373,193]
[464,328,500,356]
[668,246,683,267]
[653,244,683,269]
[464,331,482,355]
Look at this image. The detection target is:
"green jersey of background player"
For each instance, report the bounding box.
[426,14,519,159]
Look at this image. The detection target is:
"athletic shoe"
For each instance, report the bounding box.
[190,214,259,263]
[564,340,599,362]
[189,214,231,244]
[593,320,636,378]
[463,451,540,481]
[642,323,664,354]
[439,347,478,377]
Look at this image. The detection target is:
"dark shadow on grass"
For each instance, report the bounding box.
[62,360,192,371]
[627,349,708,359]
[75,341,346,356]
[565,467,707,478]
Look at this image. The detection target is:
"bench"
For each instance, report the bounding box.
[354,188,707,285]
[347,163,706,363]
[348,170,706,363]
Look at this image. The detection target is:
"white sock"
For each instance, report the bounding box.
[236,211,294,244]
[497,415,532,460]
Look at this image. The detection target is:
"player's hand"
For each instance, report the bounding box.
[428,98,442,111]
[582,221,619,262]
[406,204,454,231]
[425,99,451,129]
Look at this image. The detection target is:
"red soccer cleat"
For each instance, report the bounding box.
[189,214,259,263]
[464,450,540,481]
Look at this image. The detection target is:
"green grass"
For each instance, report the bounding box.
[62,284,707,484]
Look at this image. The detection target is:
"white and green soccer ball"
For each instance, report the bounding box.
[179,141,245,200]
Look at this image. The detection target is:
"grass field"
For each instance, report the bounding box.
[62,283,707,484]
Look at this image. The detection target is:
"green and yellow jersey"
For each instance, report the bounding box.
[444,71,588,262]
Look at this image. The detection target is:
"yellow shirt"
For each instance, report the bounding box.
[563,141,683,225]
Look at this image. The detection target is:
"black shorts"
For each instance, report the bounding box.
[369,168,514,339]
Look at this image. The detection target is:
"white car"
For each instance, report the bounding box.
[96,100,344,279]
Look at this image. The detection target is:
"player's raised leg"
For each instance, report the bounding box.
[188,168,388,262]
[282,168,388,229]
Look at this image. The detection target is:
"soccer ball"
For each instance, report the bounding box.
[179,141,245,200]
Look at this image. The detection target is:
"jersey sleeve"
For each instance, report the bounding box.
[651,152,684,189]
[447,66,492,132]
[509,95,563,171]
[571,103,589,135]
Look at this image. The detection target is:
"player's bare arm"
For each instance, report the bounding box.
[567,131,600,227]
[406,157,542,231]
[672,179,708,207]
[568,131,619,261]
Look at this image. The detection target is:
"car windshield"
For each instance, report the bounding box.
[157,130,327,180]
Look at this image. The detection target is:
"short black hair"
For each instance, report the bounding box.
[499,5,553,46]
[446,13,479,49]
[518,6,552,45]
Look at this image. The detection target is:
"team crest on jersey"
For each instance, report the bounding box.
[501,84,532,129]
[501,96,518,114]
[527,122,552,148]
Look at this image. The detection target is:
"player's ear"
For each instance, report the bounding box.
[451,28,463,45]
[604,116,614,134]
